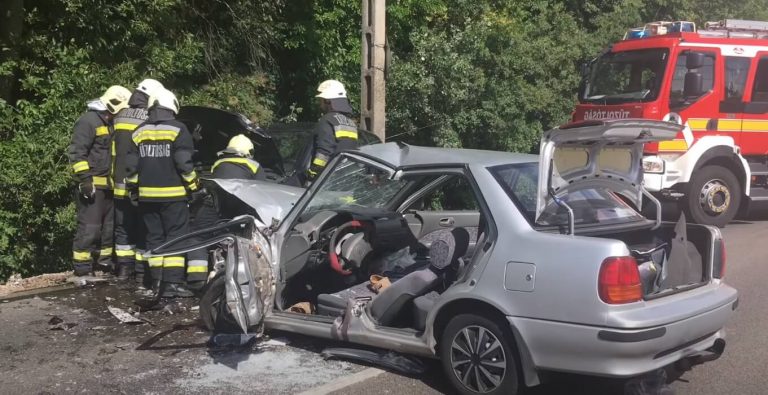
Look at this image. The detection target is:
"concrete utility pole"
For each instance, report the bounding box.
[361,0,386,141]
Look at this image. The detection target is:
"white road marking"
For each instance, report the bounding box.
[297,368,386,395]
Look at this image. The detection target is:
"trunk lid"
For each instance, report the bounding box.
[536,119,680,223]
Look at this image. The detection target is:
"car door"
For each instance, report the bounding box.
[402,175,481,248]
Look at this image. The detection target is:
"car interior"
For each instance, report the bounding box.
[274,167,489,332]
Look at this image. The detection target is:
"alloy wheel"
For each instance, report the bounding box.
[449,325,507,393]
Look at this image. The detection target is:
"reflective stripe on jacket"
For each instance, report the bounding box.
[112,107,148,198]
[68,111,113,189]
[211,156,265,180]
[310,111,359,172]
[126,118,198,202]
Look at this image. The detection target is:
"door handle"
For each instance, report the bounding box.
[439,217,455,227]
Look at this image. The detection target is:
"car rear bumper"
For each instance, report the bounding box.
[508,298,737,378]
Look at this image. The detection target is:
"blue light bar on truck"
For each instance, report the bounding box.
[623,21,696,40]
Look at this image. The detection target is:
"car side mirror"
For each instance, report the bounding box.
[686,52,705,70]
[580,62,589,77]
[683,71,704,98]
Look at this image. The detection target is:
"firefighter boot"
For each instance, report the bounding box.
[117,263,134,282]
[186,281,206,293]
[161,282,194,298]
[134,278,162,309]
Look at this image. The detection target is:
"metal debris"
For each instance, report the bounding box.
[321,347,426,375]
[48,315,78,331]
[107,306,144,324]
[209,333,259,347]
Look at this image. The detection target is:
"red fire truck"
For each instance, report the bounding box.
[575,19,768,227]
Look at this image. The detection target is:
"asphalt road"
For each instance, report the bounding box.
[0,212,766,395]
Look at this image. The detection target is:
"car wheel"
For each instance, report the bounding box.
[199,273,241,333]
[439,314,520,395]
[684,165,741,228]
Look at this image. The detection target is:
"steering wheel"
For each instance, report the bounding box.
[328,220,367,275]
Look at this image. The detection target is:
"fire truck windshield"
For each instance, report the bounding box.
[580,49,669,104]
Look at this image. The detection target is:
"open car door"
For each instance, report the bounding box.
[537,119,680,231]
[149,216,275,333]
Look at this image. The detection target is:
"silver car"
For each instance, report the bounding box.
[155,120,738,395]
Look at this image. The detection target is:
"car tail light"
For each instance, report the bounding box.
[598,256,642,304]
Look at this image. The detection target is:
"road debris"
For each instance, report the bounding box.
[48,315,78,331]
[320,347,426,375]
[107,306,144,324]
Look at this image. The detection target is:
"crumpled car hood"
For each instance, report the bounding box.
[207,178,304,223]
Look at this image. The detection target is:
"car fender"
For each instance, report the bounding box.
[665,136,750,194]
[424,290,542,387]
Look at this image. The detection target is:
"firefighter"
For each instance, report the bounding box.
[112,78,164,287]
[186,134,264,291]
[69,85,132,276]
[305,79,360,183]
[125,87,197,299]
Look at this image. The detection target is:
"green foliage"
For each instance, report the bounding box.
[387,1,589,151]
[0,0,279,281]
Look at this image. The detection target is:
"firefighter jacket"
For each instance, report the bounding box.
[112,93,150,199]
[308,111,359,178]
[125,109,198,202]
[68,110,113,189]
[211,153,266,181]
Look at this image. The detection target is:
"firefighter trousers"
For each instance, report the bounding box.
[114,198,147,279]
[141,200,189,284]
[186,198,219,283]
[72,189,114,274]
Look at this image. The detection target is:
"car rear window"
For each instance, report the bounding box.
[489,163,645,227]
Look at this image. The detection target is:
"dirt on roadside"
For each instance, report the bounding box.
[0,272,73,296]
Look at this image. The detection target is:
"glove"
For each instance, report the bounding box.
[127,184,139,207]
[78,181,95,200]
[307,164,322,182]
[188,188,208,205]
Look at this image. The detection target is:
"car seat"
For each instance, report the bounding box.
[368,227,469,326]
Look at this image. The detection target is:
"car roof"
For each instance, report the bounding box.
[357,142,537,168]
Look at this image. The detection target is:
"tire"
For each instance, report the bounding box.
[439,314,520,395]
[198,273,241,333]
[683,165,741,228]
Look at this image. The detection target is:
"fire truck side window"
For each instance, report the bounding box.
[751,57,768,103]
[724,57,751,102]
[669,52,714,104]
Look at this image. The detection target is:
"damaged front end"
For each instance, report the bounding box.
[149,216,275,334]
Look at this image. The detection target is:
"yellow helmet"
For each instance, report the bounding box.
[100,85,132,114]
[148,87,180,114]
[315,79,347,99]
[226,134,254,157]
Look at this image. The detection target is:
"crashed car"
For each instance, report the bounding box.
[177,106,381,183]
[153,120,738,395]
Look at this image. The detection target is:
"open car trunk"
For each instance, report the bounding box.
[591,214,720,297]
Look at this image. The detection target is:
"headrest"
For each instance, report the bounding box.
[429,228,470,270]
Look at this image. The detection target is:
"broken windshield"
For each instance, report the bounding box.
[580,49,669,104]
[303,157,408,213]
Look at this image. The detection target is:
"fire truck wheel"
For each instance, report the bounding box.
[684,165,741,228]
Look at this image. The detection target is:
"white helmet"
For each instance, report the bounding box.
[148,87,179,114]
[226,134,255,158]
[100,85,132,114]
[135,78,164,97]
[315,79,347,99]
